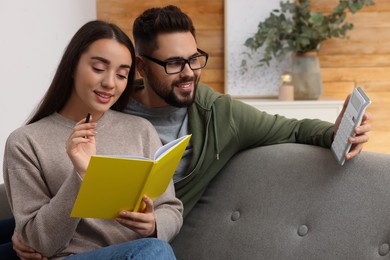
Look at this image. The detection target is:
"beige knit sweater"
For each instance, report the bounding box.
[3,110,183,259]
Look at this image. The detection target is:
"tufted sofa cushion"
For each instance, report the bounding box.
[171,143,390,260]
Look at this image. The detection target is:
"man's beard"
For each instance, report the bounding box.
[147,72,200,108]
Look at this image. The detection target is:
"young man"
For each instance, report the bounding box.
[127,5,371,217]
[13,5,371,259]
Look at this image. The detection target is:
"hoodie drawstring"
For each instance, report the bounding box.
[212,105,220,160]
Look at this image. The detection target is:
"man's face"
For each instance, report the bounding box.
[140,32,201,107]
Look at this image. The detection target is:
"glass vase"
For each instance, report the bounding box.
[291,52,323,100]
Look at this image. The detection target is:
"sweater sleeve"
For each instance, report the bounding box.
[4,132,83,257]
[153,180,183,242]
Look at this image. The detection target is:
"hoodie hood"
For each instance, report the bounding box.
[194,82,222,110]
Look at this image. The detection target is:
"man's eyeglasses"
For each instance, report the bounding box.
[141,49,209,74]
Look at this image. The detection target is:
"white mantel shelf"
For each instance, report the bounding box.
[239,99,344,123]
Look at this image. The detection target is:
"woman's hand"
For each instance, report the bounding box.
[65,115,97,178]
[116,195,157,238]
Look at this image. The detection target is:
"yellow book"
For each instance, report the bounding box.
[70,134,191,219]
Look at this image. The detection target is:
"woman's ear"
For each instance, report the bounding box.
[136,56,146,77]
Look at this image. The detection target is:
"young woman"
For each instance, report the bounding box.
[3,20,182,259]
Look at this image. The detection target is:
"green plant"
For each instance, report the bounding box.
[241,0,375,70]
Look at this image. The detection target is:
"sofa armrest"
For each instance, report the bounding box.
[0,183,13,220]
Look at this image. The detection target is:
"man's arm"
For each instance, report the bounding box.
[225,91,371,154]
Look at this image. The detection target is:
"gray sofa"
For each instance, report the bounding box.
[2,144,390,259]
[170,144,390,259]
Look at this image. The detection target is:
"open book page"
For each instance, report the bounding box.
[101,134,191,161]
[154,134,191,160]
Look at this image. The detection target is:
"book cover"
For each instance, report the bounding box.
[70,134,191,219]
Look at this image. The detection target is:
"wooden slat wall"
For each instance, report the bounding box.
[97,0,390,154]
[96,0,225,92]
[313,0,390,154]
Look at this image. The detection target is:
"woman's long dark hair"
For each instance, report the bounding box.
[27,20,136,124]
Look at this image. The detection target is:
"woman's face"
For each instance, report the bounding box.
[62,38,132,121]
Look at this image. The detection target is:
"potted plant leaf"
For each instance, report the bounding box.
[241,0,375,100]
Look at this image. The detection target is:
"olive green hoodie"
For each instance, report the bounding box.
[176,82,334,217]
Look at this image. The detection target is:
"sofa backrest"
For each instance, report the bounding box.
[171,144,390,260]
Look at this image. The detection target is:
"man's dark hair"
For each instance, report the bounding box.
[133,5,196,55]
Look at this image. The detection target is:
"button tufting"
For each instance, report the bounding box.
[379,243,390,256]
[231,211,240,221]
[297,225,308,236]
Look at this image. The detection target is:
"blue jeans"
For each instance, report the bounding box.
[65,238,176,260]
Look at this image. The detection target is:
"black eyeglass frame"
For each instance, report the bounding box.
[140,48,209,74]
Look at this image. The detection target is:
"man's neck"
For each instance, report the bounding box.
[131,87,169,108]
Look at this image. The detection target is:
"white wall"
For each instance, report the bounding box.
[0,0,96,183]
